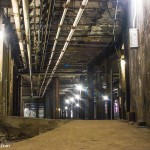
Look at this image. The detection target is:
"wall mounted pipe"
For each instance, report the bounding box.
[11,0,27,68]
[22,0,33,96]
[38,0,71,96]
[40,0,88,97]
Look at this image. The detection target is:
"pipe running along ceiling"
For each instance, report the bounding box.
[7,0,127,97]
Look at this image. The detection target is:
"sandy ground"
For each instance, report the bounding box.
[2,120,150,150]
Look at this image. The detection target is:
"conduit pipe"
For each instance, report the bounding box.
[41,0,88,97]
[22,0,33,96]
[11,0,27,68]
[40,0,53,71]
[39,0,71,96]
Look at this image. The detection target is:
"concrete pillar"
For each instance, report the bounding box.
[44,78,60,119]
[98,68,105,119]
[88,64,94,120]
[79,90,86,119]
[95,68,101,119]
[36,99,39,118]
[84,90,88,119]
[20,75,24,117]
[110,69,114,119]
[7,46,14,116]
[50,86,55,119]
[44,90,51,118]
[95,90,99,119]
[55,77,60,119]
[79,76,85,119]
[0,10,4,115]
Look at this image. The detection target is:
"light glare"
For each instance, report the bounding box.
[75,95,80,99]
[70,97,74,102]
[65,106,68,110]
[75,84,83,91]
[75,103,79,107]
[65,99,70,104]
[103,95,109,101]
[121,59,126,68]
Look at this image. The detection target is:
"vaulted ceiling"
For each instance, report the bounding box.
[2,0,127,98]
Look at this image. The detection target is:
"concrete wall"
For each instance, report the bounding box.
[128,0,150,126]
[0,29,14,116]
[0,116,70,137]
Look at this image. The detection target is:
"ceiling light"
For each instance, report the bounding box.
[65,106,68,110]
[70,97,75,102]
[103,95,109,101]
[75,103,79,107]
[75,84,83,91]
[65,99,70,104]
[75,95,80,99]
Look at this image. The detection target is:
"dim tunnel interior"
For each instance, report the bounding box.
[0,0,150,146]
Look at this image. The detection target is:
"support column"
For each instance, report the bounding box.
[98,66,105,119]
[36,99,39,118]
[0,8,4,115]
[50,84,55,119]
[20,75,24,117]
[84,90,88,119]
[44,77,60,119]
[110,69,114,119]
[79,76,85,119]
[55,77,60,119]
[95,67,101,119]
[7,45,14,116]
[88,64,94,120]
[44,90,51,118]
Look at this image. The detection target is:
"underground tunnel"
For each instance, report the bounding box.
[0,0,150,149]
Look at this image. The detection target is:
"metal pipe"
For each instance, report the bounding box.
[34,0,37,70]
[22,0,33,96]
[11,0,27,68]
[38,0,71,96]
[40,0,53,71]
[41,0,88,97]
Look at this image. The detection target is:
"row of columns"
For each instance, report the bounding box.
[43,58,127,120]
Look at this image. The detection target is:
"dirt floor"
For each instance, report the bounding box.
[2,120,150,150]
